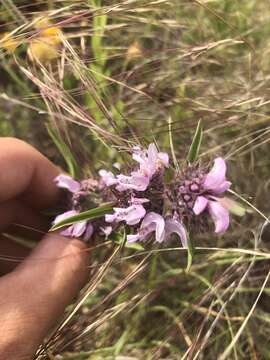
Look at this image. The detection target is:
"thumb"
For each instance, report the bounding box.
[0,234,90,359]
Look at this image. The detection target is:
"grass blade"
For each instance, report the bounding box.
[46,124,78,178]
[50,202,114,231]
[187,119,203,163]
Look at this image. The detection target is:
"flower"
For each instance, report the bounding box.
[115,143,169,192]
[53,210,93,241]
[55,174,80,193]
[0,32,19,53]
[132,143,169,178]
[115,173,149,192]
[99,169,118,187]
[193,157,231,233]
[127,212,187,247]
[106,204,146,225]
[27,17,63,64]
[98,144,169,193]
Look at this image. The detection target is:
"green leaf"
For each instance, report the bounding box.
[46,124,78,178]
[187,119,203,163]
[50,202,114,231]
[186,234,194,272]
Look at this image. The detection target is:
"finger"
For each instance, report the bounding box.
[0,234,29,275]
[0,137,61,209]
[0,234,89,359]
[0,199,49,231]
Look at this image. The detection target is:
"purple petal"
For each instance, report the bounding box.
[105,205,146,225]
[158,152,169,167]
[125,205,146,225]
[193,196,208,215]
[105,213,117,223]
[141,212,165,243]
[53,210,78,225]
[127,212,165,243]
[99,169,117,187]
[116,173,149,192]
[208,200,230,234]
[203,157,230,193]
[130,197,149,205]
[71,220,88,237]
[165,218,187,248]
[60,227,73,237]
[53,210,88,238]
[55,174,80,193]
[127,233,141,243]
[83,223,94,241]
[132,146,147,165]
[214,181,232,194]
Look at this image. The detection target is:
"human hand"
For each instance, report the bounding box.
[0,138,89,359]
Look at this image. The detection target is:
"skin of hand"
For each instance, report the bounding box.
[0,138,89,359]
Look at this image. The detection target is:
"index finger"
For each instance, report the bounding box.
[0,137,61,209]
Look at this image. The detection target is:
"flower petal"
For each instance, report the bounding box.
[214,181,232,194]
[55,174,80,193]
[193,196,208,215]
[158,152,169,167]
[105,205,146,225]
[125,205,146,225]
[71,220,88,237]
[83,223,94,241]
[165,218,187,248]
[127,233,141,243]
[203,157,230,193]
[53,210,78,225]
[116,173,149,192]
[142,212,165,243]
[99,169,117,187]
[208,200,230,234]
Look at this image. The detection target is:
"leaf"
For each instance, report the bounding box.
[187,119,203,163]
[46,124,78,178]
[186,234,194,272]
[50,202,114,231]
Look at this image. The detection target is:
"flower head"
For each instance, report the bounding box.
[28,17,63,64]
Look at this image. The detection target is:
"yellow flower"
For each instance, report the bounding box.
[126,41,143,61]
[0,32,19,53]
[28,16,63,64]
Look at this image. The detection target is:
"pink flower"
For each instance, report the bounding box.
[127,212,187,247]
[203,157,231,193]
[105,204,146,226]
[103,143,169,193]
[53,210,93,241]
[98,169,118,187]
[55,174,80,193]
[132,143,169,178]
[115,173,149,192]
[193,157,231,233]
